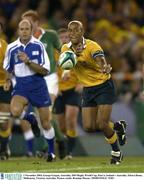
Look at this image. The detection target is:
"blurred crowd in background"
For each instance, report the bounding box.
[0,0,144,102]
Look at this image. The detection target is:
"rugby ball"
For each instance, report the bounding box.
[58,51,77,70]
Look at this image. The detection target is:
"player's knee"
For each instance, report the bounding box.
[60,125,66,134]
[11,107,22,118]
[98,121,108,131]
[41,120,51,130]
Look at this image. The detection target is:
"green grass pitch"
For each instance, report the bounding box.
[0,156,144,173]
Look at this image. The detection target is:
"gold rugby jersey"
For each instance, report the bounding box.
[61,39,111,87]
[0,39,7,86]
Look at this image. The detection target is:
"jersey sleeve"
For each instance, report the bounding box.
[51,30,61,51]
[39,43,50,71]
[90,41,105,59]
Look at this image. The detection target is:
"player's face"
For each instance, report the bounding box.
[59,32,70,44]
[18,21,32,44]
[68,23,83,45]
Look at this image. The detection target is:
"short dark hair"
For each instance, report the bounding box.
[22,10,39,22]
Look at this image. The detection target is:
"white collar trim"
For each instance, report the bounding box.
[67,37,86,48]
[17,36,35,47]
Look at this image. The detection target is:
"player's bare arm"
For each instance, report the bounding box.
[17,51,49,76]
[95,56,112,74]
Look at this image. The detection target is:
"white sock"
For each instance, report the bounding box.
[23,129,34,140]
[43,127,55,139]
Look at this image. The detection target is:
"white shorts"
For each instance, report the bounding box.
[44,73,59,96]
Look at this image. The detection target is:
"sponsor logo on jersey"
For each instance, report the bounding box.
[32,51,39,55]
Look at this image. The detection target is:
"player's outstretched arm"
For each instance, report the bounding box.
[95,56,112,74]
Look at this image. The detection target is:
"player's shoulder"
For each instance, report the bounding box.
[61,42,71,51]
[7,39,19,50]
[0,39,7,46]
[32,36,41,43]
[32,36,45,47]
[44,29,58,36]
[86,39,100,46]
[0,39,7,52]
[85,39,103,50]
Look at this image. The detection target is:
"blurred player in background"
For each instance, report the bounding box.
[21,10,66,159]
[61,21,127,164]
[0,22,11,160]
[3,19,55,162]
[53,28,82,159]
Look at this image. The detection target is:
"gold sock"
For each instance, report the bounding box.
[67,130,77,137]
[109,121,114,130]
[105,132,117,144]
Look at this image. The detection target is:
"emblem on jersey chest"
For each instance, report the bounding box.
[32,51,39,55]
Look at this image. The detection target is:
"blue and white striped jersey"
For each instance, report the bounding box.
[3,36,50,78]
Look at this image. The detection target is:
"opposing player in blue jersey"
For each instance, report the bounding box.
[3,19,55,162]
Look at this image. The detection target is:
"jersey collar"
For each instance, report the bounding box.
[67,37,86,49]
[17,36,36,47]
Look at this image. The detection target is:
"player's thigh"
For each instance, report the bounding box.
[96,105,112,128]
[64,88,80,129]
[10,95,28,116]
[82,107,98,131]
[65,105,79,130]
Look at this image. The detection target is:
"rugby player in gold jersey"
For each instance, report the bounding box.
[53,28,82,159]
[60,21,127,164]
[0,22,11,160]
